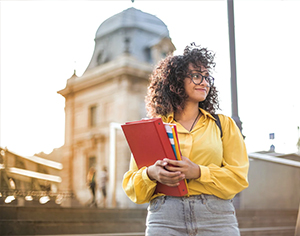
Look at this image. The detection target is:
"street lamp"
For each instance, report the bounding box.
[227,0,244,137]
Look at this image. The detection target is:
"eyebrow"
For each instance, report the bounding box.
[189,70,209,75]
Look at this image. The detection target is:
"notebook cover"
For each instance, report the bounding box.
[121,118,188,197]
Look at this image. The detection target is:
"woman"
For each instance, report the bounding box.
[122,43,249,235]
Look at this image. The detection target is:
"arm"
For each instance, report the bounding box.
[197,115,249,199]
[122,154,186,204]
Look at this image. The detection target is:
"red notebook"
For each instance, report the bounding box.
[121,118,188,197]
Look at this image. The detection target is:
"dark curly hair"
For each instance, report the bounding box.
[145,43,220,118]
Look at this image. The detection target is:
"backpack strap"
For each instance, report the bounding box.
[212,114,223,138]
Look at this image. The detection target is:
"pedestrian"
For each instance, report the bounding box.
[122,43,249,235]
[87,167,97,207]
[99,166,108,208]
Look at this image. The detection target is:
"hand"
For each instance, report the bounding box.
[147,160,185,187]
[163,156,201,180]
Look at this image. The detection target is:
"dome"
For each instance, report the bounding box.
[96,7,169,39]
[84,7,175,73]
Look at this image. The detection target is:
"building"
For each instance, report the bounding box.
[0,147,66,206]
[57,7,175,208]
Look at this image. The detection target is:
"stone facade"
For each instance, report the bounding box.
[57,7,175,208]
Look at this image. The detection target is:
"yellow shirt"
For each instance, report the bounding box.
[122,108,249,204]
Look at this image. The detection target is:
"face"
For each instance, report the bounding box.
[184,63,210,103]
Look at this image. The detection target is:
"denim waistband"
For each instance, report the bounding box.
[162,194,222,201]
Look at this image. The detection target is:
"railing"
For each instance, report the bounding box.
[0,189,74,204]
[248,152,300,168]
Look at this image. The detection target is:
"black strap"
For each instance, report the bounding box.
[212,114,223,138]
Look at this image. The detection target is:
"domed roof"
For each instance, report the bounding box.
[96,7,169,38]
[84,7,175,73]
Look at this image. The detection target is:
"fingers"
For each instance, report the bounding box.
[160,172,185,186]
[155,159,168,167]
[163,158,181,166]
[162,156,200,180]
[162,158,185,173]
[149,160,185,186]
[154,159,181,172]
[156,166,185,186]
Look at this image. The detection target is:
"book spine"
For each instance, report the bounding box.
[172,124,189,194]
[164,124,178,159]
[171,125,181,161]
[153,119,176,160]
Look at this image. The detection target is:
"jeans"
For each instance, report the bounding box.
[146,194,240,236]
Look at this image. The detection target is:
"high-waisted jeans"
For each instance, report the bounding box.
[146,194,240,236]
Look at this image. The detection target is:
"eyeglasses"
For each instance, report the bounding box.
[187,73,215,87]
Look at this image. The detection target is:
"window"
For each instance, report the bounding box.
[89,105,97,127]
[103,101,114,121]
[97,53,102,65]
[145,48,152,63]
[161,52,167,58]
[15,156,26,169]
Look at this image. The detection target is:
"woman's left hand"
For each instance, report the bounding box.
[163,156,201,180]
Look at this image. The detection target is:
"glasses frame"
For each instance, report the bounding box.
[187,72,215,87]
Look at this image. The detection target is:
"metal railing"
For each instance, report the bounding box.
[248,152,300,168]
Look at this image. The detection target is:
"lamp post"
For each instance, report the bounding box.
[227,0,244,137]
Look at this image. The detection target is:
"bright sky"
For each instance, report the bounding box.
[1,0,300,156]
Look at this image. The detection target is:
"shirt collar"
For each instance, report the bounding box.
[199,108,216,120]
[162,108,216,123]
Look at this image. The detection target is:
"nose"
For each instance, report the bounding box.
[200,78,210,87]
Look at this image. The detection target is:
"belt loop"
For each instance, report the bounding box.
[200,194,206,204]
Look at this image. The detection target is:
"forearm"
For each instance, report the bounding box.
[122,160,157,204]
[194,162,249,199]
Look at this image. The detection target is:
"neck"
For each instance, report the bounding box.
[174,103,200,122]
[174,102,202,132]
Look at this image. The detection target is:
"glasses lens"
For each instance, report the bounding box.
[190,73,203,84]
[191,73,202,84]
[206,76,214,86]
[189,73,214,87]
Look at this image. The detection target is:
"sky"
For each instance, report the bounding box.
[1,0,300,157]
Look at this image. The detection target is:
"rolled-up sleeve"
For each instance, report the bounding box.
[197,115,249,199]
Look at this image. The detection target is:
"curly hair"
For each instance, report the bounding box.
[145,43,220,118]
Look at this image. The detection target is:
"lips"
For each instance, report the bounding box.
[195,88,207,92]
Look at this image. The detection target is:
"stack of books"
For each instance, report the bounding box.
[121,118,188,196]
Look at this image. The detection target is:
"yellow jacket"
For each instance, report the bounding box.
[122,108,249,204]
